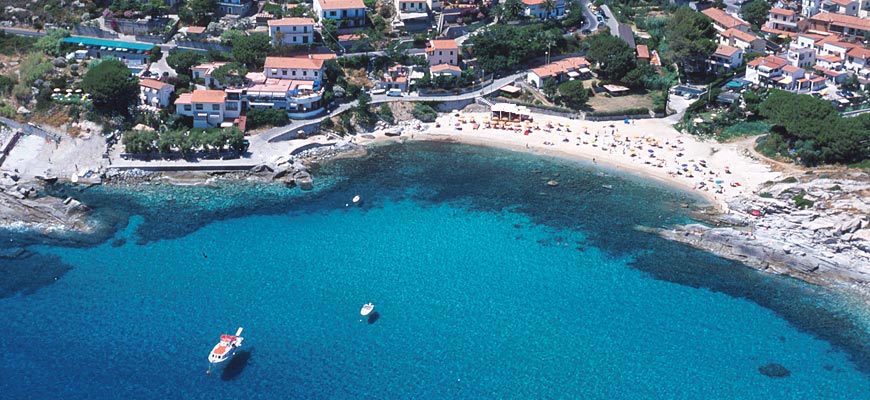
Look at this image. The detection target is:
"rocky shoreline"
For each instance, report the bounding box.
[654,171,870,291]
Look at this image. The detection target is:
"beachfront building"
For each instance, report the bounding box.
[268,18,315,47]
[377,65,411,91]
[314,0,368,28]
[216,0,253,16]
[263,56,325,88]
[525,56,591,88]
[522,0,566,20]
[766,8,800,33]
[709,45,743,72]
[175,90,241,129]
[816,53,845,69]
[191,62,229,88]
[61,36,155,70]
[745,55,789,86]
[807,12,870,38]
[138,79,174,109]
[718,28,766,53]
[701,8,750,33]
[426,39,459,66]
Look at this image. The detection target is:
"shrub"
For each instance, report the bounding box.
[377,103,394,124]
[247,108,289,129]
[412,104,437,122]
[792,193,814,209]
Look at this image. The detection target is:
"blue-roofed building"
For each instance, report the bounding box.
[62,36,156,68]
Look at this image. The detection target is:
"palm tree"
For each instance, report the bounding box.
[542,0,556,20]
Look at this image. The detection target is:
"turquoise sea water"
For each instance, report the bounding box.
[2,142,870,399]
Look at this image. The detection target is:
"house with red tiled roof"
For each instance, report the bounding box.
[766,8,800,33]
[526,56,591,88]
[819,37,858,60]
[263,56,325,85]
[138,79,174,108]
[430,63,463,77]
[702,8,750,33]
[719,28,765,53]
[268,18,315,47]
[522,0,566,19]
[821,0,859,16]
[636,44,650,62]
[808,12,870,38]
[191,62,229,88]
[815,53,845,69]
[426,39,460,66]
[314,0,367,28]
[845,46,870,71]
[746,55,790,86]
[709,45,743,72]
[174,90,241,129]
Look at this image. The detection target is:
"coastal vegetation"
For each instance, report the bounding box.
[465,23,581,76]
[81,59,139,114]
[412,104,438,122]
[122,127,246,156]
[757,90,870,166]
[246,109,289,130]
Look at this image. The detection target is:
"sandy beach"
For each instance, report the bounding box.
[356,111,782,212]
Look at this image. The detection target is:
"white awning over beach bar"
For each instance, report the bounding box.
[491,103,531,121]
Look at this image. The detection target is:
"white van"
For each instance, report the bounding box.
[387,88,403,97]
[370,88,386,95]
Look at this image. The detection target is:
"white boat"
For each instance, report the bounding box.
[360,303,374,316]
[208,327,244,370]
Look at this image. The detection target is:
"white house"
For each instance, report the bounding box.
[191,62,229,88]
[845,46,870,71]
[767,8,799,32]
[787,46,817,68]
[268,18,315,46]
[709,45,743,71]
[314,0,367,28]
[701,8,750,33]
[263,56,325,88]
[426,39,459,67]
[521,0,566,19]
[822,0,860,15]
[430,63,462,77]
[175,90,240,129]
[138,79,174,109]
[526,56,591,88]
[746,55,789,86]
[719,28,765,53]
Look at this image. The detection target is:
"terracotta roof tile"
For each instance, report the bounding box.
[268,17,315,26]
[264,56,326,70]
[191,90,226,103]
[139,79,172,90]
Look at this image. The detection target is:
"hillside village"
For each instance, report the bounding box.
[0,0,867,165]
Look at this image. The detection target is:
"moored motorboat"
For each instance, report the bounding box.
[208,327,244,372]
[360,303,374,316]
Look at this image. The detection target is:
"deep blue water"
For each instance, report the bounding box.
[2,142,870,399]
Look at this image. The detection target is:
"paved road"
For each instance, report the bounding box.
[0,27,46,37]
[0,116,63,142]
[577,0,597,32]
[254,72,525,144]
[600,5,620,38]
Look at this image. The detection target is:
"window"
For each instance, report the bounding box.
[195,104,203,110]
[184,105,191,111]
[226,102,238,111]
[212,104,219,111]
[314,71,318,77]
[330,11,336,17]
[303,71,307,76]
[293,36,297,42]
[292,70,297,76]
[439,51,442,55]
[282,70,287,75]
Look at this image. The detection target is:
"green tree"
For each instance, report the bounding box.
[210,62,248,87]
[184,0,215,25]
[740,0,771,30]
[221,30,246,47]
[562,0,585,28]
[142,0,169,18]
[320,18,339,50]
[148,45,162,63]
[167,50,204,77]
[0,75,13,95]
[287,6,310,17]
[666,7,717,73]
[542,0,556,19]
[354,92,376,127]
[123,130,159,154]
[81,59,139,113]
[378,103,394,124]
[583,33,637,81]
[246,108,289,129]
[557,80,589,109]
[233,33,272,69]
[33,28,70,57]
[502,0,525,22]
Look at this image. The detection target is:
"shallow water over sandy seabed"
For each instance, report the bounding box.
[1,142,869,399]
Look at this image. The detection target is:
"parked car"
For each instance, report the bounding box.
[388,88,403,97]
[370,88,386,95]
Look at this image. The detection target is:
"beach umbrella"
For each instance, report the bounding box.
[750,210,761,216]
[715,180,724,184]
[75,89,82,93]
[53,88,61,93]
[648,149,654,153]
[681,163,688,167]
[66,89,73,93]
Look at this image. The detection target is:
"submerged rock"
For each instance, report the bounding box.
[758,363,791,378]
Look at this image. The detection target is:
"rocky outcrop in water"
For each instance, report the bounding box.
[0,178,91,232]
[758,363,791,378]
[656,172,870,288]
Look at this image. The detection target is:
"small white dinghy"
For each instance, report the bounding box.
[352,195,361,204]
[360,303,374,316]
